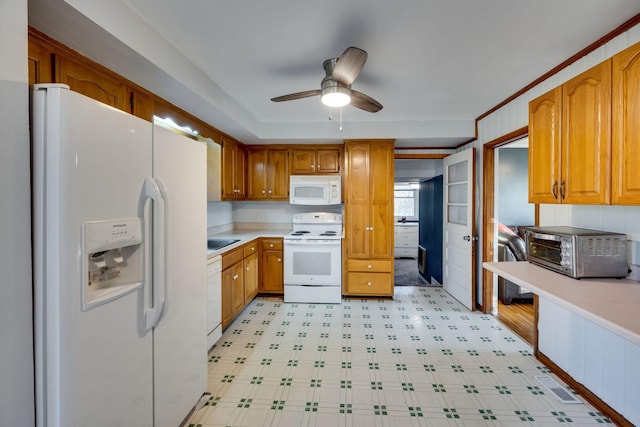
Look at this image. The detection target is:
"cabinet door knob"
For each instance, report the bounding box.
[270,243,274,248]
[262,190,266,194]
[268,190,272,194]
[246,266,249,271]
[232,274,239,280]
[367,265,372,269]
[367,282,372,286]
[277,258,282,262]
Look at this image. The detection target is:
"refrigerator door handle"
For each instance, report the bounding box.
[143,176,167,331]
[155,177,170,323]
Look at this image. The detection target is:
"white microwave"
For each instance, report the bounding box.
[289,175,341,205]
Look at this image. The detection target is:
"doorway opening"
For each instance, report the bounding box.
[481,127,539,346]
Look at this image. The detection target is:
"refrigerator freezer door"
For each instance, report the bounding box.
[151,124,208,427]
[33,85,154,426]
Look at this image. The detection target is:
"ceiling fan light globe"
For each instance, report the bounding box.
[322,91,351,107]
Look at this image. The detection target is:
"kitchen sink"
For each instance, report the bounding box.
[207,238,240,250]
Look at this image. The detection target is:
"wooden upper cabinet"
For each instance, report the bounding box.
[291,147,341,174]
[55,56,129,111]
[221,138,246,200]
[562,60,611,204]
[528,61,611,204]
[247,148,289,200]
[529,87,562,204]
[28,36,53,85]
[345,142,370,258]
[368,142,394,258]
[130,89,154,121]
[344,140,394,260]
[612,41,640,204]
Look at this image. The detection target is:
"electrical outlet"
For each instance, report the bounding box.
[628,264,640,282]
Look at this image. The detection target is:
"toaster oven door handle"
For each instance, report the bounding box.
[528,231,562,242]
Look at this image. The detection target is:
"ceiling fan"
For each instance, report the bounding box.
[271,47,383,113]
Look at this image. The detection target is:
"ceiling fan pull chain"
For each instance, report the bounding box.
[339,108,343,132]
[328,108,333,121]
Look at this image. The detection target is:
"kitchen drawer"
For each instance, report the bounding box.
[394,247,417,258]
[243,240,258,257]
[395,239,417,248]
[346,272,392,296]
[222,247,243,269]
[261,238,283,250]
[396,233,417,242]
[395,224,418,233]
[347,259,392,273]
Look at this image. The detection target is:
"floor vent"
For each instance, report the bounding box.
[534,375,582,404]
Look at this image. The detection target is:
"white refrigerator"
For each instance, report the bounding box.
[32,84,208,427]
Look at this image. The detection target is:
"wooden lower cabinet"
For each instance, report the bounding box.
[222,259,244,329]
[244,252,258,302]
[259,238,284,293]
[221,240,259,330]
[344,259,393,296]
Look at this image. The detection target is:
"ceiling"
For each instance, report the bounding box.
[29,0,640,148]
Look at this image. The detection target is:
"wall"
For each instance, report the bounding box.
[474,24,640,301]
[207,201,342,232]
[395,158,443,181]
[0,0,35,425]
[496,147,534,226]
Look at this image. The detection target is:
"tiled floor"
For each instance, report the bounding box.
[186,286,611,426]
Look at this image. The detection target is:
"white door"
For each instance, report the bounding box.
[443,148,476,310]
[151,124,208,427]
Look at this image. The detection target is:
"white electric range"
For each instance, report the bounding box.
[283,212,342,304]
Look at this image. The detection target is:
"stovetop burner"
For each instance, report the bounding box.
[285,212,343,241]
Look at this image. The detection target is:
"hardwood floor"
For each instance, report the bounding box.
[496,299,535,346]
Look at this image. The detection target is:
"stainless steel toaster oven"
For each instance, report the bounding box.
[524,226,628,279]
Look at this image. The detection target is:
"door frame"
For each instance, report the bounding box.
[481,126,539,313]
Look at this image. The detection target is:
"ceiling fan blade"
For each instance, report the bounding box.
[271,89,321,102]
[332,47,367,85]
[351,90,383,113]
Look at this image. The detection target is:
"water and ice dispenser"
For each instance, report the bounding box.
[82,218,144,311]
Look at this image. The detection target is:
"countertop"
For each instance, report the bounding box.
[207,229,290,258]
[483,261,640,346]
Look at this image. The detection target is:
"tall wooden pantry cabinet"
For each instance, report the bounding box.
[343,139,395,297]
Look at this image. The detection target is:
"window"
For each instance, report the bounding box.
[394,183,419,220]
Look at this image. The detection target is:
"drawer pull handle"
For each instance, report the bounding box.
[270,243,274,248]
[232,274,239,280]
[368,265,372,269]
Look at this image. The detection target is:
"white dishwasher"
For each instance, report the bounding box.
[207,255,222,350]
